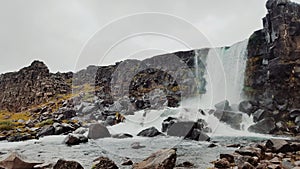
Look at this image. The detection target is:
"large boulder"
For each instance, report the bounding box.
[64,134,88,146]
[266,139,292,153]
[53,159,83,169]
[166,121,210,141]
[213,110,243,130]
[248,117,276,134]
[161,117,178,132]
[37,125,55,137]
[133,149,176,169]
[87,123,111,139]
[92,157,118,169]
[0,152,42,169]
[137,127,163,137]
[214,100,231,111]
[238,100,258,116]
[252,109,266,123]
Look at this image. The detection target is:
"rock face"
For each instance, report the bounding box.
[0,61,71,112]
[133,148,177,169]
[245,0,300,109]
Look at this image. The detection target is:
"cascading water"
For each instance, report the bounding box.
[109,40,256,137]
[197,40,249,108]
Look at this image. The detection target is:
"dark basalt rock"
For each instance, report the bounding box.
[64,134,88,146]
[92,157,118,169]
[53,159,83,169]
[0,61,71,112]
[245,0,300,110]
[87,123,111,139]
[248,117,276,134]
[137,127,163,137]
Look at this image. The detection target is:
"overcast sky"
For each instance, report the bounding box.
[1,0,300,74]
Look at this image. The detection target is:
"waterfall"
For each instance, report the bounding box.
[198,40,249,108]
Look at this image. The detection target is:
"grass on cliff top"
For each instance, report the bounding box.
[0,110,30,121]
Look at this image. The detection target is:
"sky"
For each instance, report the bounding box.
[1,0,300,74]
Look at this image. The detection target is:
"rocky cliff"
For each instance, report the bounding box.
[245,0,300,109]
[0,61,72,112]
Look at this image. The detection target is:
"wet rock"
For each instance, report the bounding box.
[137,127,163,137]
[213,110,243,130]
[0,152,42,169]
[121,159,133,166]
[189,129,210,141]
[131,142,146,149]
[220,154,234,163]
[111,133,133,139]
[73,127,88,135]
[176,161,194,168]
[161,117,178,132]
[64,134,88,146]
[252,109,266,122]
[53,159,83,169]
[37,125,55,137]
[240,162,255,169]
[133,148,176,169]
[92,157,118,169]
[248,117,276,134]
[214,100,230,111]
[53,123,74,135]
[87,123,111,139]
[239,100,258,116]
[214,158,230,168]
[266,139,292,153]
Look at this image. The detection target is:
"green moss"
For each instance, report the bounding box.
[0,121,14,130]
[37,119,54,127]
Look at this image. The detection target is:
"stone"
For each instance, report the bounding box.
[176,161,194,168]
[240,162,255,169]
[220,154,235,163]
[131,142,146,149]
[64,134,88,146]
[214,100,230,111]
[213,110,243,130]
[87,123,111,139]
[161,117,178,132]
[252,109,265,122]
[111,133,133,139]
[0,152,42,169]
[214,158,230,168]
[266,139,292,153]
[137,127,163,137]
[73,127,88,135]
[92,157,118,169]
[53,159,83,169]
[132,149,176,169]
[121,159,133,166]
[238,100,257,116]
[189,129,210,141]
[166,121,195,138]
[37,125,55,137]
[248,117,276,134]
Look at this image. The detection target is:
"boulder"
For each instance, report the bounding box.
[37,125,55,137]
[64,134,88,146]
[214,158,230,168]
[161,117,178,132]
[213,110,243,130]
[252,109,266,123]
[87,123,111,139]
[214,100,231,111]
[137,127,163,137]
[248,117,276,134]
[166,121,195,137]
[73,127,88,135]
[92,157,118,169]
[131,142,146,149]
[111,133,133,139]
[0,152,42,169]
[53,159,83,169]
[239,100,258,115]
[166,121,210,141]
[266,139,292,153]
[133,149,176,169]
